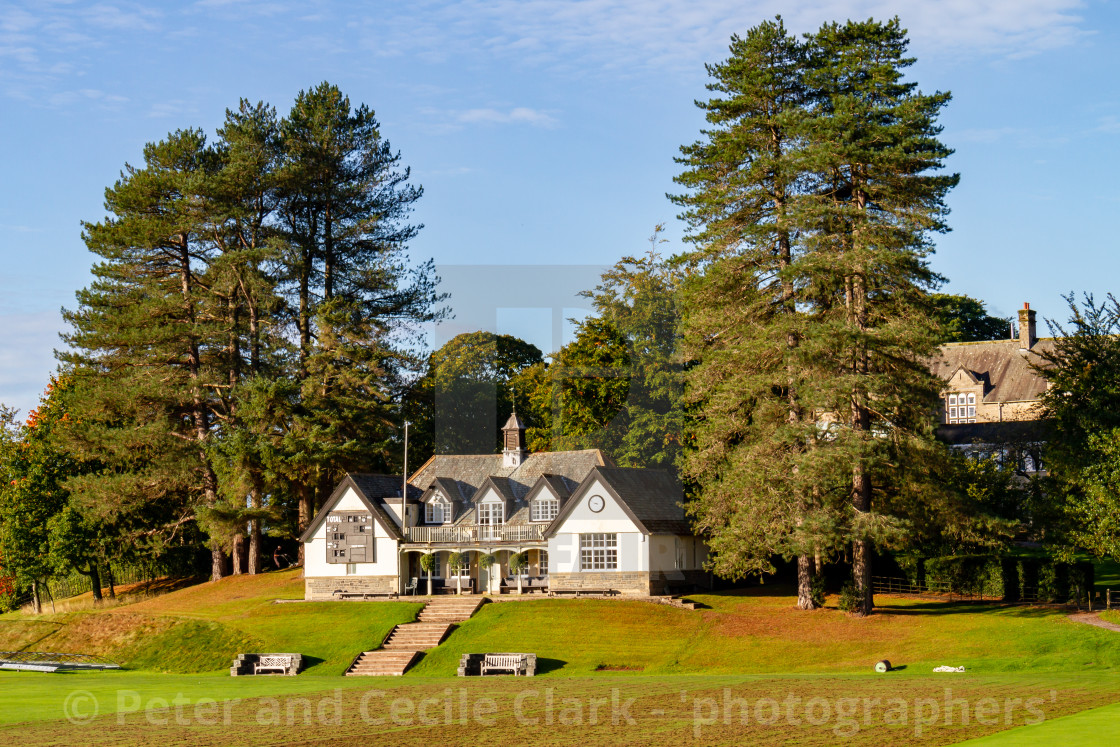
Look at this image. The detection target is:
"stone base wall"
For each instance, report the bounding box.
[305,575,398,600]
[549,571,651,595]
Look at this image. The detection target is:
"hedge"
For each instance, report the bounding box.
[922,555,1094,603]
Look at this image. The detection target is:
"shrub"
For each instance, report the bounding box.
[419,553,435,573]
[810,574,826,608]
[508,552,527,575]
[838,583,860,613]
[447,552,464,574]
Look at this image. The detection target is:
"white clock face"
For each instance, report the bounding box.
[588,495,605,513]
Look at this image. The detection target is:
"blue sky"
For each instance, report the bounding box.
[1,0,1118,417]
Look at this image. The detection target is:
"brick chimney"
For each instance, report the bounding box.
[1018,303,1037,350]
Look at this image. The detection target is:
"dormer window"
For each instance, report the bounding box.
[946,392,976,425]
[531,497,559,522]
[477,500,504,526]
[425,494,452,524]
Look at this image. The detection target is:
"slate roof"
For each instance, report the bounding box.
[351,473,422,501]
[408,449,607,527]
[544,466,692,537]
[931,339,1055,403]
[298,473,412,542]
[595,467,692,535]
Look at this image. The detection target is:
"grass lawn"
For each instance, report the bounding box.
[0,570,423,675]
[957,700,1120,745]
[2,672,1119,745]
[5,574,1120,743]
[410,590,1120,677]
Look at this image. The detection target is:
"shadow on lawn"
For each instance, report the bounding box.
[535,657,567,674]
[874,601,1068,619]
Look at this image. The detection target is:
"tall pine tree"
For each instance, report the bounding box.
[674,18,957,614]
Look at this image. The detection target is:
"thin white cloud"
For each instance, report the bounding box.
[457,107,558,127]
[360,0,1090,75]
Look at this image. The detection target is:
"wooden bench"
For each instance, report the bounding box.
[548,588,618,598]
[480,654,528,676]
[254,655,294,675]
[332,590,399,600]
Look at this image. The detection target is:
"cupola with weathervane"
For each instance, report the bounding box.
[501,410,528,468]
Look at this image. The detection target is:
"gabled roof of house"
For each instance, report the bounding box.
[297,473,411,542]
[931,339,1055,403]
[408,449,607,502]
[543,466,691,537]
[474,475,519,504]
[524,473,572,504]
[423,476,472,504]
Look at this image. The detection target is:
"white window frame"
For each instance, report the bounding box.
[531,497,559,522]
[579,533,617,571]
[538,550,548,576]
[425,494,452,525]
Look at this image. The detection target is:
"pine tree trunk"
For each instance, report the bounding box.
[232,534,245,575]
[851,463,874,616]
[31,581,42,615]
[107,564,116,599]
[210,548,224,583]
[88,563,103,603]
[248,517,261,575]
[796,554,816,610]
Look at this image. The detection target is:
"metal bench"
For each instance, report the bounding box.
[480,654,528,676]
[254,655,294,675]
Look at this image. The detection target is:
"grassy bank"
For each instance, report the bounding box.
[0,570,422,675]
[411,590,1120,677]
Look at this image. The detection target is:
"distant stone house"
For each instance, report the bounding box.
[931,303,1050,473]
[300,414,709,598]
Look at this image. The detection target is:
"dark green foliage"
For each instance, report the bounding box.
[930,294,1011,343]
[420,331,542,456]
[57,83,442,577]
[518,228,685,472]
[0,378,127,605]
[924,555,1006,598]
[520,316,631,456]
[923,555,1094,603]
[672,17,958,614]
[809,574,826,608]
[838,582,861,613]
[1036,294,1120,559]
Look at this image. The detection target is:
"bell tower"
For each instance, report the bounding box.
[501,411,528,468]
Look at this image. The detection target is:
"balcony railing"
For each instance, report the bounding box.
[403,524,546,544]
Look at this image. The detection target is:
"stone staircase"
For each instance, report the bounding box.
[344,596,484,676]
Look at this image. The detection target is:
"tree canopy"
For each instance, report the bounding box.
[55,83,443,579]
[931,294,1011,343]
[673,17,958,614]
